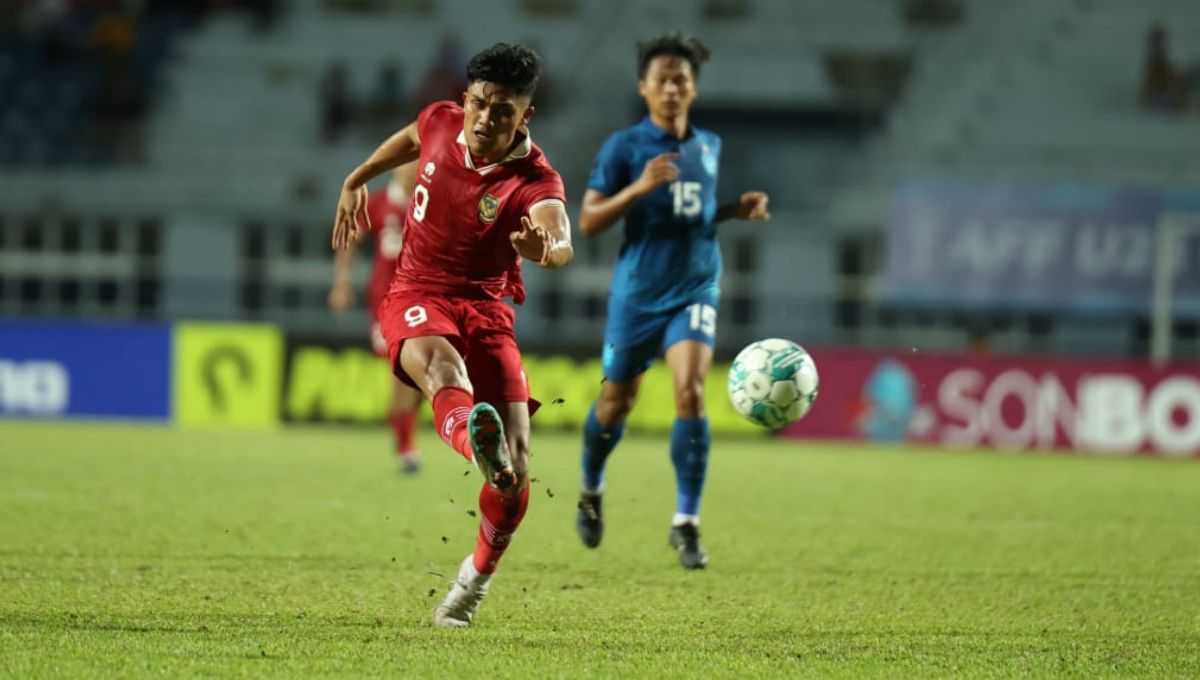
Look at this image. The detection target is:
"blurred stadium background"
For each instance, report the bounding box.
[3,2,1200,676]
[2,0,1198,453]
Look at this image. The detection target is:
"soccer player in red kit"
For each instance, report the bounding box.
[328,163,424,475]
[331,43,572,628]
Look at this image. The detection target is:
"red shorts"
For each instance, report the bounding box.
[378,292,530,406]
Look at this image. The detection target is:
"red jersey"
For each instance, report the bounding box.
[365,186,408,318]
[389,101,566,304]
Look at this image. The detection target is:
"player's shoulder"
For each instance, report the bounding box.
[418,100,463,131]
[601,123,644,150]
[612,121,644,140]
[508,141,564,205]
[421,100,462,117]
[522,142,564,182]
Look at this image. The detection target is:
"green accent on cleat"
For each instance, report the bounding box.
[468,403,516,490]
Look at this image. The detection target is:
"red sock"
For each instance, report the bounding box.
[432,386,474,462]
[388,410,416,456]
[473,483,530,575]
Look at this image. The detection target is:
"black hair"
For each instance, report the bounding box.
[637,32,711,79]
[466,43,541,98]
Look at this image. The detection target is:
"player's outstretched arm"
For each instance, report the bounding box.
[579,152,679,237]
[332,122,421,251]
[511,202,573,269]
[717,191,771,223]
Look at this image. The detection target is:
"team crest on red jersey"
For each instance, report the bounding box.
[478,193,500,224]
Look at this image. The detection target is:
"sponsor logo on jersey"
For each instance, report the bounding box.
[478,193,500,223]
[421,162,436,181]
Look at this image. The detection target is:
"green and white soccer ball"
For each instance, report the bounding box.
[727,338,819,429]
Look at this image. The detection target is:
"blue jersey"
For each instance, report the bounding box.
[587,117,722,312]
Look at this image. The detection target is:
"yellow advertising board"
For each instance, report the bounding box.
[173,323,283,428]
[522,355,762,435]
[276,337,762,435]
[285,345,400,422]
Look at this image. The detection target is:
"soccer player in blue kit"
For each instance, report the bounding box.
[575,33,770,569]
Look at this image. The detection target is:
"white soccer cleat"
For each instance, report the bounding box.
[432,554,491,628]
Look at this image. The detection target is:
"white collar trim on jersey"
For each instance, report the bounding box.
[456,129,532,175]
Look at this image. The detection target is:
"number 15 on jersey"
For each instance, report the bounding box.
[670,181,702,218]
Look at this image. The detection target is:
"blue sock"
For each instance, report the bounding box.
[670,417,711,516]
[581,404,625,491]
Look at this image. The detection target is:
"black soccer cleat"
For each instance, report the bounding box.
[669,523,709,570]
[576,492,604,549]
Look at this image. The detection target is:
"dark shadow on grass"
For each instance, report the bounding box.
[0,550,393,568]
[0,611,408,634]
[0,615,206,635]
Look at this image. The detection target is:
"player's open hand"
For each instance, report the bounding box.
[633,152,680,196]
[736,191,770,221]
[332,184,370,251]
[510,215,550,264]
[327,281,353,313]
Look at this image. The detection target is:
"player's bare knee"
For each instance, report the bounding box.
[596,396,632,425]
[674,379,706,418]
[597,383,638,424]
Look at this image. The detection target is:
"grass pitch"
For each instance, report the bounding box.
[0,420,1197,678]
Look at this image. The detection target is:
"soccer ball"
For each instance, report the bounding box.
[727,339,819,429]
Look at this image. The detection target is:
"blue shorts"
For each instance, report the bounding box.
[601,293,719,383]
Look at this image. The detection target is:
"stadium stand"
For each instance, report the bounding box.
[1,0,1197,359]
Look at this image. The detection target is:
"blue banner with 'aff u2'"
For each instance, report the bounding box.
[885,179,1200,315]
